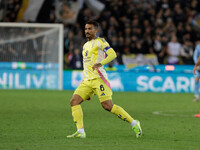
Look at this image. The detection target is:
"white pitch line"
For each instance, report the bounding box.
[152,111,195,117]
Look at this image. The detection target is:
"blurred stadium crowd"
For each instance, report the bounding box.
[1,0,200,69]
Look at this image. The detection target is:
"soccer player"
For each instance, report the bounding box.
[193,42,200,102]
[67,20,142,138]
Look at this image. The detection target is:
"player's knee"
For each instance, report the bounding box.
[70,97,79,106]
[101,101,113,111]
[70,98,75,106]
[103,105,112,111]
[70,95,83,106]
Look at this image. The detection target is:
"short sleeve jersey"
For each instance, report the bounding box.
[193,44,200,64]
[82,37,111,80]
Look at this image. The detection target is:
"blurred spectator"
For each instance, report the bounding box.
[184,24,196,42]
[64,30,74,53]
[173,3,186,26]
[0,45,6,61]
[166,36,182,64]
[110,36,118,51]
[180,40,193,64]
[8,43,18,61]
[3,0,22,22]
[21,42,34,62]
[163,18,176,36]
[123,38,131,54]
[152,34,166,64]
[69,48,83,69]
[36,0,55,23]
[107,25,117,40]
[77,7,93,28]
[64,49,73,69]
[176,22,184,43]
[70,30,84,49]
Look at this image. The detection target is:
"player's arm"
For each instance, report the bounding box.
[193,45,200,75]
[100,48,117,65]
[92,48,117,70]
[193,56,200,75]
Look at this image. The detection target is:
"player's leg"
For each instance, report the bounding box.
[93,78,142,137]
[67,94,86,138]
[101,100,142,138]
[67,81,93,138]
[101,100,133,122]
[194,76,199,102]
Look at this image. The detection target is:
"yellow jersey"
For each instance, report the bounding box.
[82,37,113,80]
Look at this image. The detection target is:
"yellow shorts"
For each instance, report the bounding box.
[74,77,112,103]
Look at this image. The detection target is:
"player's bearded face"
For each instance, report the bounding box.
[85,24,97,40]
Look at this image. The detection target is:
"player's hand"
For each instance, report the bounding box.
[92,63,102,71]
[193,66,197,75]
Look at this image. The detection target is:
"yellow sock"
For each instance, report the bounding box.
[111,104,133,123]
[71,105,83,129]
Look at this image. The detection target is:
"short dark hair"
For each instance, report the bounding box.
[86,20,99,29]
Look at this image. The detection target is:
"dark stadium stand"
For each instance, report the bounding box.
[1,0,200,69]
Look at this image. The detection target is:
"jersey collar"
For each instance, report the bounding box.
[93,36,98,40]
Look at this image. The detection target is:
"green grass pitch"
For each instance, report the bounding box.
[0,90,200,150]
